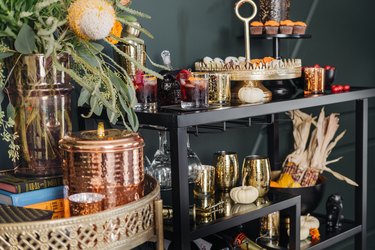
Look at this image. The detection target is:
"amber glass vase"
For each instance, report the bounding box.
[8,54,72,177]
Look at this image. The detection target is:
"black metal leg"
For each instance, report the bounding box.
[169,127,190,250]
[355,99,368,250]
[268,114,281,170]
[273,38,280,59]
[288,196,301,250]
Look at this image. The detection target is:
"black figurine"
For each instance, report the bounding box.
[326,194,344,231]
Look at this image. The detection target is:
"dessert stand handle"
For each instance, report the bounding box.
[235,0,257,61]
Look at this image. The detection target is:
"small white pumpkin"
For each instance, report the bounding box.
[300,226,310,240]
[230,173,259,204]
[231,203,256,214]
[301,214,320,229]
[238,87,265,104]
[287,226,310,241]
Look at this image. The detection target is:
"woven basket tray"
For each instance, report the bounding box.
[0,175,162,250]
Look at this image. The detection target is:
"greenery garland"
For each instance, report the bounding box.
[0,0,158,162]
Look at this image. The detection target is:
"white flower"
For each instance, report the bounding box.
[68,0,115,40]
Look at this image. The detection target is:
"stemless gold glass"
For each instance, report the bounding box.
[304,67,325,95]
[242,155,271,197]
[208,73,231,105]
[194,165,215,197]
[213,151,239,191]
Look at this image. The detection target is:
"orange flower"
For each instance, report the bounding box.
[310,228,320,241]
[120,0,131,6]
[107,21,123,44]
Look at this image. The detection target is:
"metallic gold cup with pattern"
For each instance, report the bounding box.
[242,155,271,197]
[213,151,239,191]
[209,73,231,105]
[193,165,215,197]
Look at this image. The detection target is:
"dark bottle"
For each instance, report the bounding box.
[219,225,265,250]
[157,50,181,106]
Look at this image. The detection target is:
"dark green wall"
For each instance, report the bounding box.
[131,0,375,249]
[0,1,374,249]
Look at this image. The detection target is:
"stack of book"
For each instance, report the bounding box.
[0,175,65,219]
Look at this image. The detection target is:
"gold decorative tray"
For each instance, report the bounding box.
[195,58,302,81]
[0,175,163,250]
[195,0,302,103]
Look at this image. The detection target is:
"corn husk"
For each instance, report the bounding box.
[282,108,358,187]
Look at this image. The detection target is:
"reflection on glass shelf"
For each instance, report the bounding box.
[257,215,361,250]
[163,191,297,230]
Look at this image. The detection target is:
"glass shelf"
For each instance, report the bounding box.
[164,192,300,241]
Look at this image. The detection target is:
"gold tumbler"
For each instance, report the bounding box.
[213,151,239,191]
[194,165,215,197]
[208,73,231,105]
[242,155,271,197]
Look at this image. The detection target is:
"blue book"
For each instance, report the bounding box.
[0,186,64,206]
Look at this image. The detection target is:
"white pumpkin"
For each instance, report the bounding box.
[231,203,256,214]
[230,173,259,204]
[287,226,310,241]
[301,214,320,229]
[238,87,265,104]
[300,226,310,240]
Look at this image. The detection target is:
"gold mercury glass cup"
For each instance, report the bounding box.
[304,67,325,95]
[260,211,280,242]
[69,192,105,216]
[208,73,231,105]
[213,151,239,191]
[242,155,271,197]
[193,165,215,197]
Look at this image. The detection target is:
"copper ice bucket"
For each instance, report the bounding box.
[60,128,145,210]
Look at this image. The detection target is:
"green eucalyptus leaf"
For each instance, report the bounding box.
[0,52,13,59]
[6,103,15,119]
[77,88,91,107]
[14,23,36,54]
[106,108,119,124]
[76,46,101,68]
[90,42,104,54]
[124,15,137,22]
[123,104,138,131]
[93,103,103,116]
[89,95,98,110]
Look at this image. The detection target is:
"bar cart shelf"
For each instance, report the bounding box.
[81,87,374,249]
[0,175,164,250]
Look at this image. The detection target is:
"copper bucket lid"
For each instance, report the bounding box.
[59,128,144,153]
